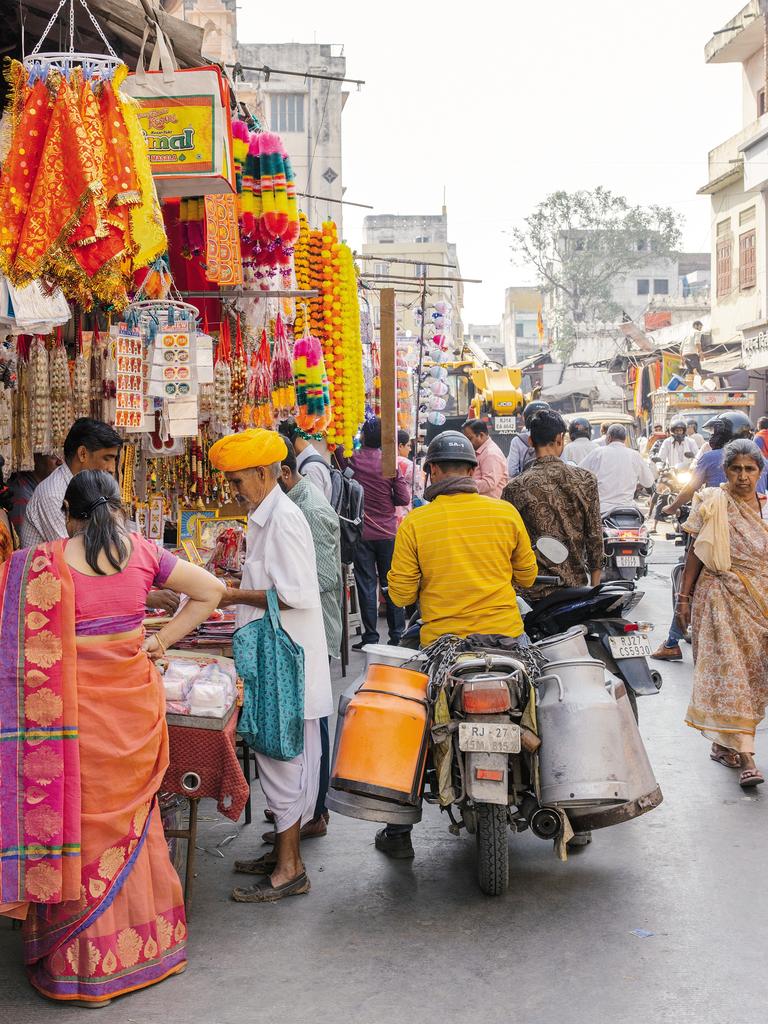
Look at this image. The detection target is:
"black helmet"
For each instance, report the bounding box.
[704,410,752,441]
[523,400,550,427]
[424,430,478,467]
[569,416,591,440]
[669,418,686,434]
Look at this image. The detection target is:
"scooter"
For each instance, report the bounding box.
[601,506,651,582]
[522,538,661,720]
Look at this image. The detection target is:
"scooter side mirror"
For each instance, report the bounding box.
[651,456,662,464]
[684,452,694,459]
[535,536,569,565]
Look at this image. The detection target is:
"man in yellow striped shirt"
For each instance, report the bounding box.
[377,431,537,860]
[388,431,538,646]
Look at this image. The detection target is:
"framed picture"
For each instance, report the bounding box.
[181,538,204,565]
[196,516,247,552]
[177,508,216,544]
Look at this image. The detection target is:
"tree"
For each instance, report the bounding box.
[511,188,683,362]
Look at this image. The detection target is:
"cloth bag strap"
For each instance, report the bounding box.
[134,19,177,84]
[266,588,282,633]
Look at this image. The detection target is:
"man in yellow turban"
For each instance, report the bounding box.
[209,429,333,904]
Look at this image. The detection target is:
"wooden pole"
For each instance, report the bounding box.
[380,288,397,479]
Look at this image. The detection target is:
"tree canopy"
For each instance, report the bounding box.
[511,187,683,361]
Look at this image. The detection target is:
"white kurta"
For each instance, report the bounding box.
[237,484,334,721]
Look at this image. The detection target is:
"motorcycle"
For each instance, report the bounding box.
[522,538,661,720]
[601,506,651,581]
[649,453,695,528]
[329,547,663,896]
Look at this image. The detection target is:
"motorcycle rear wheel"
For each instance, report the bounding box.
[475,803,509,896]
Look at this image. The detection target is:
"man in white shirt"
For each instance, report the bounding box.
[210,428,334,904]
[657,419,698,469]
[21,417,122,548]
[680,320,703,374]
[686,419,705,451]
[581,423,655,515]
[562,417,595,465]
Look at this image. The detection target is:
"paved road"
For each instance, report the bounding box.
[3,534,767,1023]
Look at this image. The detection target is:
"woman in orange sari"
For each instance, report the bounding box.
[0,470,224,1005]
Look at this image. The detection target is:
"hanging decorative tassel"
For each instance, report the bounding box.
[271,312,296,419]
[293,331,332,436]
[251,328,273,428]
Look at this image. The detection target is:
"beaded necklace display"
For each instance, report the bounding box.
[49,332,71,451]
[29,336,50,453]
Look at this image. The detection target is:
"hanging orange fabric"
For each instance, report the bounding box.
[14,75,101,283]
[0,69,54,275]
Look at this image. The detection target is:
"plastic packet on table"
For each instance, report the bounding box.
[161,658,202,701]
[166,700,191,715]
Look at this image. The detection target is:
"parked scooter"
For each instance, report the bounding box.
[522,538,662,720]
[601,506,651,582]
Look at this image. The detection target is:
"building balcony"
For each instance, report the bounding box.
[698,114,768,194]
[705,1,762,65]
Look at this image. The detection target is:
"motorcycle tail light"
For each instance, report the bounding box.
[462,679,511,713]
[623,623,639,633]
[605,528,645,541]
[475,768,504,782]
[620,548,636,555]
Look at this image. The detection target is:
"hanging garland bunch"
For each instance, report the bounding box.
[293,332,331,436]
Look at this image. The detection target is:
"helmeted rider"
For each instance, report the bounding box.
[658,418,698,470]
[506,400,550,478]
[665,411,762,517]
[377,429,538,860]
[562,416,595,466]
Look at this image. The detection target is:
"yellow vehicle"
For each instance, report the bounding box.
[421,360,525,444]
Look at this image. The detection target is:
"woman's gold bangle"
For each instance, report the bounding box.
[154,632,168,655]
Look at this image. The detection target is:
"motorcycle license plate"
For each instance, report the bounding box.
[616,555,640,567]
[458,722,521,754]
[608,634,652,659]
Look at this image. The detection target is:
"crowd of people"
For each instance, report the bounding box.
[3,398,768,1005]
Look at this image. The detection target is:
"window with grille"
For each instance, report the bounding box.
[716,237,732,297]
[740,229,756,290]
[270,94,305,133]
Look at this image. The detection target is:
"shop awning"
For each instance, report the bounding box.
[1,0,207,71]
[513,351,552,372]
[702,349,745,373]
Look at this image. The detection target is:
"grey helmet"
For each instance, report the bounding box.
[523,400,550,428]
[424,430,478,467]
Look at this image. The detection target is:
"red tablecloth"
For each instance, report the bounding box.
[163,712,249,822]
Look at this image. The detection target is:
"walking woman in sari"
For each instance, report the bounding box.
[678,439,768,787]
[0,470,224,1005]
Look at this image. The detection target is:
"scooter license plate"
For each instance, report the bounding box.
[458,722,521,754]
[615,555,640,567]
[608,634,652,659]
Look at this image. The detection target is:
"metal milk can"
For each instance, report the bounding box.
[536,658,630,807]
[534,626,589,664]
[567,675,663,830]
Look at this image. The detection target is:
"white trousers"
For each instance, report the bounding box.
[254,719,321,833]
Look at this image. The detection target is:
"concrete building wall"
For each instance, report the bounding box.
[361,210,464,349]
[236,43,347,234]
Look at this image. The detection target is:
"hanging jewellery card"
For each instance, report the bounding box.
[115,324,144,431]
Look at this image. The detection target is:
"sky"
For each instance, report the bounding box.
[239,0,747,326]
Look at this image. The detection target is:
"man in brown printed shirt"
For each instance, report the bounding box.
[502,409,604,600]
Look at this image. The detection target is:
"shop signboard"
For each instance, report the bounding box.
[742,325,768,371]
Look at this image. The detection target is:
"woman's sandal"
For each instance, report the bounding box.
[711,745,741,769]
[739,768,764,788]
